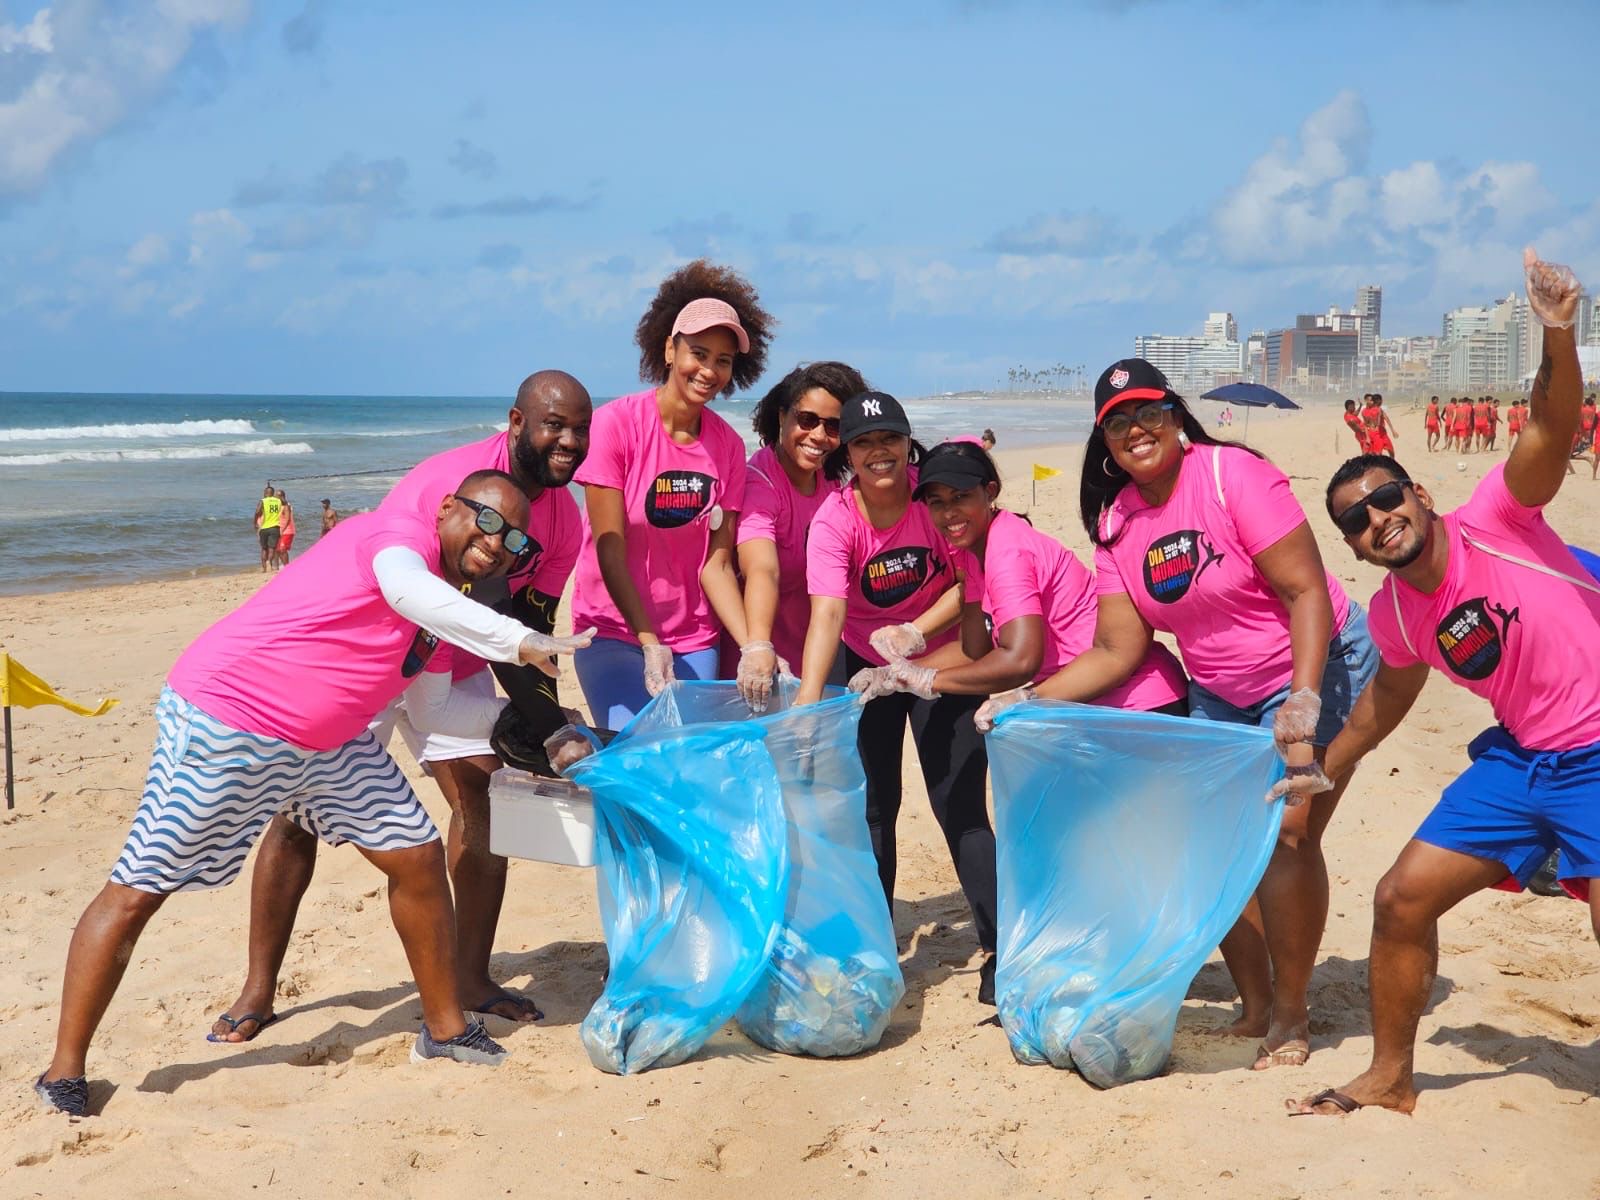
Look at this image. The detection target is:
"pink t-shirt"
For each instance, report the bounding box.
[735,445,836,667]
[570,389,748,652]
[974,510,1186,710]
[1366,463,1600,750]
[806,481,980,666]
[379,430,582,680]
[1094,444,1351,707]
[168,511,448,751]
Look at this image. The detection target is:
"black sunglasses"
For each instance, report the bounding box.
[1102,401,1174,441]
[1332,479,1413,537]
[455,496,532,556]
[792,410,842,436]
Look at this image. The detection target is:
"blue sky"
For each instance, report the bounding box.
[1,0,1595,398]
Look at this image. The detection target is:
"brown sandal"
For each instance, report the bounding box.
[1287,1087,1361,1116]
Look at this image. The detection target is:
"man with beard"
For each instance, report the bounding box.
[210,371,593,1040]
[1279,250,1600,1117]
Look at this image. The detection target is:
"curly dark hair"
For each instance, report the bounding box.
[751,361,868,448]
[634,259,775,396]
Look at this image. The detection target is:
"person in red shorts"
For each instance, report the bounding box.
[1451,396,1473,452]
[1471,396,1490,452]
[1484,399,1501,452]
[1582,395,1600,480]
[1343,399,1370,453]
[1362,393,1397,457]
[1424,396,1442,452]
[1507,398,1527,447]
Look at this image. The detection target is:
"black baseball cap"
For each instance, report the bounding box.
[913,442,997,498]
[839,390,912,443]
[1094,358,1172,424]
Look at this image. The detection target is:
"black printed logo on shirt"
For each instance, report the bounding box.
[644,471,714,528]
[1141,529,1224,604]
[1434,596,1519,681]
[400,627,439,679]
[860,546,939,609]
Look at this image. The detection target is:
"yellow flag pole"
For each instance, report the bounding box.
[4,704,12,811]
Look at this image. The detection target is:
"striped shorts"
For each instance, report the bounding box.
[111,686,439,895]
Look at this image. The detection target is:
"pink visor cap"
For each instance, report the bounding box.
[670,298,750,354]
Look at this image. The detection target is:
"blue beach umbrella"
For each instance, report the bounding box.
[1199,382,1301,441]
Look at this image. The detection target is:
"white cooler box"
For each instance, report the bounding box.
[489,768,597,867]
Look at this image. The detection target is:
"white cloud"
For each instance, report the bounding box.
[187,207,249,266]
[1379,161,1452,230]
[0,0,250,196]
[125,233,172,269]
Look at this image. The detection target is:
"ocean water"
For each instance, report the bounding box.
[0,389,1091,596]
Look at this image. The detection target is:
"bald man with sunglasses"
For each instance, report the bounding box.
[1277,250,1600,1118]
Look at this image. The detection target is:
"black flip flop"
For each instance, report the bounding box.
[467,990,544,1022]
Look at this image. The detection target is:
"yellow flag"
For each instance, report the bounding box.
[1032,464,1063,481]
[0,653,118,717]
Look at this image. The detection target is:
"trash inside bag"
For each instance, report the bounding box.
[987,700,1284,1087]
[568,715,787,1075]
[574,681,903,1068]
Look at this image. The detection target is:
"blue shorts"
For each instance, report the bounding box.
[1416,726,1600,897]
[573,636,720,730]
[1187,603,1379,747]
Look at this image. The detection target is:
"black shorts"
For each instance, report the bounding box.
[259,527,281,551]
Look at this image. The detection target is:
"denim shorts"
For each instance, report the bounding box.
[1187,603,1379,747]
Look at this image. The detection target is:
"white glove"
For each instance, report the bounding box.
[1272,687,1322,750]
[642,642,675,697]
[736,640,778,713]
[974,686,1034,733]
[1524,246,1582,330]
[869,622,926,663]
[1266,762,1334,806]
[543,724,598,771]
[847,666,900,702]
[890,660,939,701]
[518,625,596,677]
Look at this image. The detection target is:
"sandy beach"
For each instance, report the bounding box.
[3,407,1598,1199]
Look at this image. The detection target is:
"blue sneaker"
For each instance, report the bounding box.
[35,1072,89,1116]
[409,1019,508,1067]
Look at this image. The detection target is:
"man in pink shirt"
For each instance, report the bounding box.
[1282,250,1598,1118]
[35,471,593,1115]
[213,371,592,1038]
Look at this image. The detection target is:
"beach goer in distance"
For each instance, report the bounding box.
[799,391,1000,1005]
[1363,393,1397,457]
[33,471,595,1116]
[852,439,1189,721]
[571,261,773,727]
[1471,395,1491,453]
[734,361,862,709]
[1506,397,1526,448]
[320,497,339,536]
[980,428,996,452]
[1451,396,1473,453]
[1424,396,1442,453]
[273,489,296,567]
[254,483,283,573]
[981,358,1378,1069]
[1342,400,1369,454]
[1282,249,1600,1116]
[1581,395,1600,479]
[212,371,593,1039]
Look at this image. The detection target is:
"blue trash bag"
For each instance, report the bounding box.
[567,706,789,1075]
[621,681,905,1058]
[986,700,1285,1088]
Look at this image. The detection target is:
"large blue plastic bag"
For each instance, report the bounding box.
[567,712,788,1075]
[986,700,1284,1087]
[624,681,905,1058]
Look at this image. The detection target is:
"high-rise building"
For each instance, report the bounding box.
[1203,312,1238,344]
[1355,285,1382,360]
[1262,327,1360,391]
[1133,311,1244,391]
[1442,305,1493,343]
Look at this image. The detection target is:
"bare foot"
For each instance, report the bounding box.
[209,1005,278,1043]
[1284,1069,1418,1115]
[464,984,542,1023]
[1205,1011,1270,1038]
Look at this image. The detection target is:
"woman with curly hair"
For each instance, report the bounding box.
[732,361,865,709]
[570,260,775,727]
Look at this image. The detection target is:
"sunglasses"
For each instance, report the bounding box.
[792,410,842,436]
[1102,402,1175,441]
[455,496,532,556]
[1332,479,1413,538]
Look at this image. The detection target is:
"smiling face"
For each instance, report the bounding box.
[921,480,997,551]
[1330,467,1435,571]
[847,429,909,493]
[663,326,738,406]
[1103,399,1183,486]
[437,476,532,587]
[780,386,843,476]
[509,387,592,490]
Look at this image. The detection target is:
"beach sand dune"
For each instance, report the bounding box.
[2,412,1598,1198]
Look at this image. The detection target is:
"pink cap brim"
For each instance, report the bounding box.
[670,298,751,354]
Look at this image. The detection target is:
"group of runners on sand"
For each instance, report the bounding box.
[33,249,1600,1129]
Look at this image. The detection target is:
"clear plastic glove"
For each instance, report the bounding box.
[1524,246,1582,330]
[869,622,926,663]
[1272,687,1322,750]
[775,655,796,681]
[736,640,778,713]
[1266,762,1334,806]
[543,723,600,771]
[974,685,1034,733]
[642,642,675,697]
[890,660,939,701]
[847,666,901,702]
[519,625,597,676]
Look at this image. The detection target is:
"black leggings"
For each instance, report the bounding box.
[847,648,997,954]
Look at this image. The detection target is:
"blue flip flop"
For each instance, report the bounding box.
[206,1011,278,1043]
